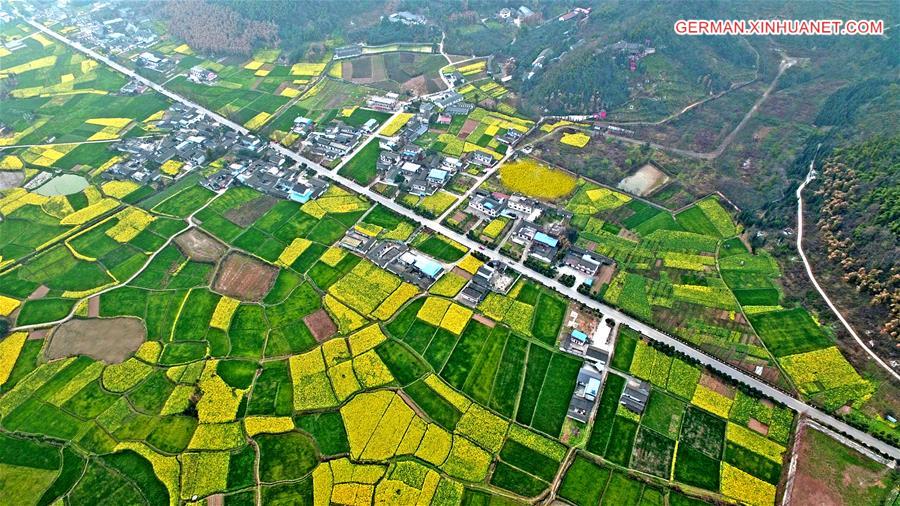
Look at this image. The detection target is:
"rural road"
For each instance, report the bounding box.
[22,14,900,461]
[796,147,900,382]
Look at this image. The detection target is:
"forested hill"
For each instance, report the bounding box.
[509,1,759,115]
[808,136,900,341]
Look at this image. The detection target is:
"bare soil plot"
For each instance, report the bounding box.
[451,266,472,281]
[175,229,228,262]
[595,265,616,286]
[787,424,897,506]
[28,285,50,300]
[28,329,47,340]
[699,373,734,398]
[46,317,145,363]
[0,171,24,190]
[304,309,337,342]
[223,195,277,227]
[748,418,769,435]
[213,252,279,301]
[458,119,479,138]
[87,296,100,317]
[617,163,670,197]
[472,314,496,328]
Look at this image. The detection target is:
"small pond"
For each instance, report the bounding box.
[34,174,89,196]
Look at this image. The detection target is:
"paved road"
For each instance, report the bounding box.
[796,149,900,382]
[27,15,900,461]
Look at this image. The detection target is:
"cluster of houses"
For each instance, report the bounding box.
[104,104,235,184]
[466,188,615,278]
[305,123,368,161]
[29,3,157,55]
[497,5,540,26]
[338,230,447,291]
[102,104,331,204]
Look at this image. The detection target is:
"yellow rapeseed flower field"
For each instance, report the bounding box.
[209,296,240,330]
[0,332,28,386]
[498,159,577,200]
[560,132,590,148]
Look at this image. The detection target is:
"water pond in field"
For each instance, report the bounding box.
[35,174,89,196]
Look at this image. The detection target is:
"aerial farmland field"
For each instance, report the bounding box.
[1,1,898,505]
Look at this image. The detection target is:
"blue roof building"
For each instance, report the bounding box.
[571,330,588,343]
[428,168,448,182]
[415,257,443,278]
[534,232,559,248]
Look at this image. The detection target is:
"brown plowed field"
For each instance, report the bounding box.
[213,252,278,301]
[175,229,227,262]
[46,317,145,363]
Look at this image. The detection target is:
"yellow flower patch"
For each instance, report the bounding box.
[81,59,98,73]
[442,436,491,482]
[33,33,54,47]
[0,332,28,387]
[726,423,787,462]
[173,44,193,55]
[498,158,577,200]
[114,442,180,505]
[244,416,295,437]
[179,452,229,500]
[457,60,486,75]
[289,348,338,410]
[417,297,451,326]
[328,360,362,401]
[101,180,140,198]
[243,59,264,70]
[0,295,22,317]
[134,341,162,364]
[560,132,590,148]
[720,463,776,506]
[244,112,272,130]
[254,68,271,77]
[455,404,508,452]
[456,254,483,275]
[352,350,394,388]
[0,55,56,75]
[86,117,132,128]
[160,159,184,176]
[0,155,23,170]
[319,246,346,267]
[209,296,240,330]
[196,361,245,423]
[324,295,368,334]
[290,62,326,76]
[439,303,472,335]
[276,237,311,267]
[102,357,153,392]
[347,325,388,356]
[691,384,733,418]
[423,374,471,412]
[188,422,244,450]
[161,385,195,415]
[280,87,301,98]
[380,113,414,136]
[415,424,452,466]
[371,283,418,320]
[105,207,154,242]
[430,272,467,297]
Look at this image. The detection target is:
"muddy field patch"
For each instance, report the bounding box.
[46,317,146,364]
